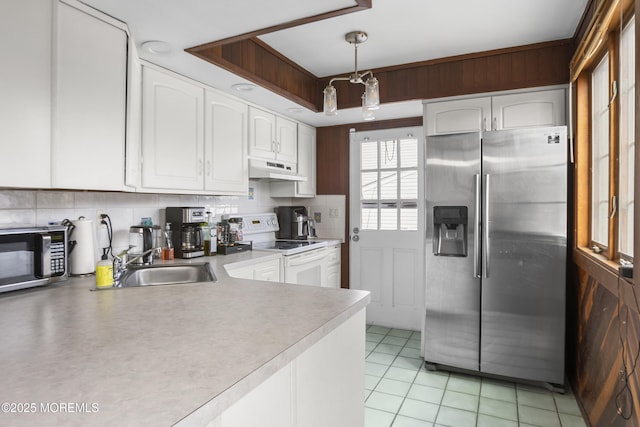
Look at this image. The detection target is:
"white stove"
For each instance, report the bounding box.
[242,213,327,255]
[242,213,330,286]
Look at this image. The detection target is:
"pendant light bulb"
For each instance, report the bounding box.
[323,85,337,116]
[364,76,380,110]
[362,94,375,121]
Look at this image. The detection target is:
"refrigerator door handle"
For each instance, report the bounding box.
[474,174,481,278]
[483,174,490,278]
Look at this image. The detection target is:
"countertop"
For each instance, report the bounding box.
[0,250,369,426]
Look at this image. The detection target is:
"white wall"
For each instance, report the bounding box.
[0,180,287,260]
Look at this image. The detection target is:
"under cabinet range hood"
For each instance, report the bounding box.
[248,159,307,181]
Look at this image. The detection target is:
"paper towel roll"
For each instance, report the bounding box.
[69,217,96,276]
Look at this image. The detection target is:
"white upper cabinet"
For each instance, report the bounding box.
[249,107,277,160]
[425,97,491,135]
[141,65,249,195]
[249,107,298,165]
[141,66,204,191]
[0,0,52,188]
[424,88,566,135]
[276,116,298,165]
[271,123,316,198]
[204,90,248,195]
[491,89,566,130]
[294,123,316,197]
[52,1,128,190]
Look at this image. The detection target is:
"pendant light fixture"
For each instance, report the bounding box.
[323,31,380,119]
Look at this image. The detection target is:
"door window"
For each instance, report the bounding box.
[359,136,419,230]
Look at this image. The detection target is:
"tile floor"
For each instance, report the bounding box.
[365,325,587,427]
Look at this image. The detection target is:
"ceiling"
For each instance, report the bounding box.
[79,0,589,127]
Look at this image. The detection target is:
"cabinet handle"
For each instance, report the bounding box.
[206,160,211,177]
[492,117,497,131]
[198,160,203,176]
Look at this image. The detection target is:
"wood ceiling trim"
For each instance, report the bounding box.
[188,37,322,111]
[187,0,372,51]
[189,38,574,113]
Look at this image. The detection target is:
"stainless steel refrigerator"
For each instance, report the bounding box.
[423,127,567,386]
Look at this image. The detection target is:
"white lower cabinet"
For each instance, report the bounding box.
[219,363,292,427]
[326,244,341,288]
[214,308,365,427]
[225,258,281,282]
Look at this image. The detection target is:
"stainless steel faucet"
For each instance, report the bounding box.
[112,246,160,287]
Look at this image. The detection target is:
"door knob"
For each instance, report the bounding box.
[353,227,360,234]
[352,235,360,242]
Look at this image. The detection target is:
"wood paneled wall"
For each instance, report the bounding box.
[571,252,640,427]
[330,40,573,109]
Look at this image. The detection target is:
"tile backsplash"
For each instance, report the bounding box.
[0,180,288,260]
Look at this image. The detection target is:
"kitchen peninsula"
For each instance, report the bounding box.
[0,252,369,426]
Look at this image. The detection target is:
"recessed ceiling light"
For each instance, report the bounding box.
[231,83,257,92]
[140,41,172,55]
[286,108,304,114]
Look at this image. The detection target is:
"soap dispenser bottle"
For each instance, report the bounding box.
[95,248,114,288]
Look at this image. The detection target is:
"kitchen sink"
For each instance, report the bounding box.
[117,263,216,287]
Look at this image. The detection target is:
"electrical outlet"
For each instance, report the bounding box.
[96,210,108,225]
[96,210,111,250]
[329,208,340,218]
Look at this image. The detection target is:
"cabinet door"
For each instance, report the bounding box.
[295,309,365,427]
[276,116,298,164]
[0,0,52,188]
[52,2,127,190]
[141,66,204,191]
[270,123,315,198]
[425,97,491,135]
[326,245,341,288]
[492,88,566,129]
[253,259,281,282]
[295,123,316,196]
[220,363,292,427]
[248,107,276,160]
[204,90,248,195]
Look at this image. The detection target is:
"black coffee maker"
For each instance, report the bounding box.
[276,206,309,240]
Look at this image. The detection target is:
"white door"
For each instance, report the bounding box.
[349,126,425,330]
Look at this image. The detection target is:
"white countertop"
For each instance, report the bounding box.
[0,251,368,426]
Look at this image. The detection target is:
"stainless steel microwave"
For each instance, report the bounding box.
[0,226,68,293]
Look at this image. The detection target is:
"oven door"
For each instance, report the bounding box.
[283,247,328,287]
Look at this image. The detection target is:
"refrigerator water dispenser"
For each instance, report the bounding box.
[433,206,467,257]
